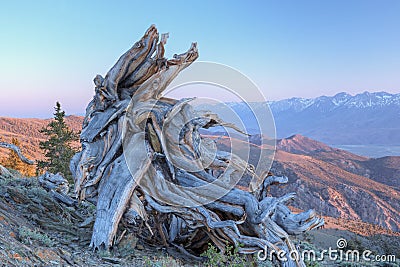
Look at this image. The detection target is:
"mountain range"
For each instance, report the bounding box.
[269,91,400,112]
[224,91,400,149]
[268,91,400,145]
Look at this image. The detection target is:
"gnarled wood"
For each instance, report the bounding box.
[38,172,69,194]
[0,142,35,165]
[71,25,324,266]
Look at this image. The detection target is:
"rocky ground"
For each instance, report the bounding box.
[0,166,191,267]
[0,165,399,267]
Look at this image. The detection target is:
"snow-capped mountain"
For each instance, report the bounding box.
[267,91,400,113]
[267,91,400,145]
[214,91,400,146]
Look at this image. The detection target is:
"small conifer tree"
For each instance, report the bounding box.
[38,102,78,183]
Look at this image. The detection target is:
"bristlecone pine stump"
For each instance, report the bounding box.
[70,25,324,267]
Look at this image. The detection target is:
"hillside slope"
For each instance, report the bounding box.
[213,133,400,232]
[0,166,188,266]
[272,134,400,231]
[0,116,83,161]
[1,165,398,266]
[271,150,400,231]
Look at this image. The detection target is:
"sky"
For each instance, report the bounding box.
[0,0,399,118]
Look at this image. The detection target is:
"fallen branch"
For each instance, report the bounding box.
[0,141,35,165]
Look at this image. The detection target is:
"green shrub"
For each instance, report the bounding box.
[18,226,54,246]
[201,242,248,267]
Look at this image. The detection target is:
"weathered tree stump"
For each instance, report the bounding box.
[70,25,324,266]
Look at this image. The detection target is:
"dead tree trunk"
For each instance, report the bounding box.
[0,142,35,165]
[70,25,324,266]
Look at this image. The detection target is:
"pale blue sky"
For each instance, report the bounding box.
[0,0,399,117]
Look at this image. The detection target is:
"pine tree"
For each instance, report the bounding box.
[38,102,79,183]
[2,138,35,177]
